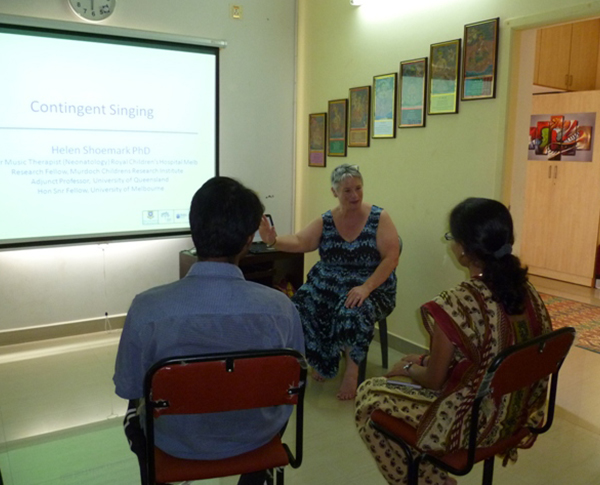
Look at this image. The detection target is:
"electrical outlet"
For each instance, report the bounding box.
[231,5,243,19]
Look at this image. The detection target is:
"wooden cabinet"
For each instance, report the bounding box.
[179,249,304,291]
[534,19,600,91]
[520,91,600,286]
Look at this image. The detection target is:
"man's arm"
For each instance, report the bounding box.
[113,307,145,400]
[288,305,305,355]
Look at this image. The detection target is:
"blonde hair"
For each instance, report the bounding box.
[331,164,362,190]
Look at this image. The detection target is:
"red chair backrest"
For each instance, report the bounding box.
[481,327,575,401]
[148,350,306,417]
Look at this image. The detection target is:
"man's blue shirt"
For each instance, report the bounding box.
[113,261,305,460]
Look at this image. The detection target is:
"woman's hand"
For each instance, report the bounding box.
[345,285,371,308]
[258,215,277,245]
[384,355,426,378]
[384,360,411,378]
[400,354,422,365]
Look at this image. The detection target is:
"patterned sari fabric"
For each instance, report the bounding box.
[292,205,397,378]
[355,279,552,485]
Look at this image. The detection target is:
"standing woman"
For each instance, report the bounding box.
[259,164,399,400]
[355,198,552,485]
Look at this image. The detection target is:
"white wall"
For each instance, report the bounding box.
[0,0,297,333]
[295,0,600,349]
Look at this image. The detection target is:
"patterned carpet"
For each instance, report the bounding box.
[540,293,600,354]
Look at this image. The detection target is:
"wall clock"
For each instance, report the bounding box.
[68,0,116,22]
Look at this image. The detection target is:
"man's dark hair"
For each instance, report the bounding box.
[189,177,264,260]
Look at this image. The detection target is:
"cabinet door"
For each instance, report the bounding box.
[549,161,600,281]
[521,91,600,286]
[569,19,600,91]
[521,161,556,270]
[534,24,572,91]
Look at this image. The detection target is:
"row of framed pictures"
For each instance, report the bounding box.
[309,17,499,166]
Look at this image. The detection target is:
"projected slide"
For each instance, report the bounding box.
[0,25,217,247]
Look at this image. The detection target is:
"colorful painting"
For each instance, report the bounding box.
[429,39,461,114]
[348,86,371,147]
[399,58,427,128]
[372,73,397,138]
[528,112,596,162]
[309,112,326,167]
[462,18,499,100]
[328,99,348,157]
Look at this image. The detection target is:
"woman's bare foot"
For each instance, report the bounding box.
[311,369,326,382]
[336,355,358,400]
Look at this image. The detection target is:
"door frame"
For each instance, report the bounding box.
[502,5,600,256]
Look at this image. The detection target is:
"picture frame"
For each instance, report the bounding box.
[462,18,499,101]
[399,57,427,128]
[428,39,461,115]
[348,86,371,147]
[372,73,398,138]
[308,112,327,167]
[327,99,348,157]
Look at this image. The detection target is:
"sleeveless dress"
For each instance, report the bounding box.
[292,205,397,378]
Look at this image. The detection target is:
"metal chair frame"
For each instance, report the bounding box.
[143,348,307,485]
[369,326,576,485]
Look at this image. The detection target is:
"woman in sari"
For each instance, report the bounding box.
[355,197,552,485]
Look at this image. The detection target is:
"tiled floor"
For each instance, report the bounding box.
[0,277,599,484]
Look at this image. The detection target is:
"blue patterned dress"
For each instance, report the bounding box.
[292,205,397,378]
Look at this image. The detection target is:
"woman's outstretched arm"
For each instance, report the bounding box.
[258,215,323,253]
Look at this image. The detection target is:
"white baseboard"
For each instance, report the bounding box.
[0,315,126,347]
[373,324,428,355]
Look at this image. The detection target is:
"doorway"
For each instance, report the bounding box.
[504,11,600,287]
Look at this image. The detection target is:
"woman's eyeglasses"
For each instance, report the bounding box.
[444,232,454,241]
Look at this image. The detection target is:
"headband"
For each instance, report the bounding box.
[493,243,512,259]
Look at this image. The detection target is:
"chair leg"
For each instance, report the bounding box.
[274,467,284,485]
[357,352,368,388]
[482,457,495,485]
[409,454,422,485]
[379,318,388,369]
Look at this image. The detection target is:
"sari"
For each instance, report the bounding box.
[355,278,552,485]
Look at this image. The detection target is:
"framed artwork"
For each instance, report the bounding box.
[462,18,499,100]
[308,112,327,167]
[372,73,397,138]
[428,39,461,115]
[348,86,371,147]
[528,112,595,162]
[327,99,348,157]
[399,57,427,128]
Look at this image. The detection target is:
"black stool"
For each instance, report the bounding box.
[356,235,401,387]
[357,317,388,386]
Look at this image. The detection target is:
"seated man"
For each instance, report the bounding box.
[113,176,305,485]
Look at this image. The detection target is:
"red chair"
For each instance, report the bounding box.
[143,348,307,485]
[369,326,575,485]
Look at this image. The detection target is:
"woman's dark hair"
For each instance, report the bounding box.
[189,177,264,260]
[449,197,528,315]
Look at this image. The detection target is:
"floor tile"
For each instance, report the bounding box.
[1,280,599,485]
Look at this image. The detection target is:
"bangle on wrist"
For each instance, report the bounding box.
[267,237,277,248]
[419,354,428,366]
